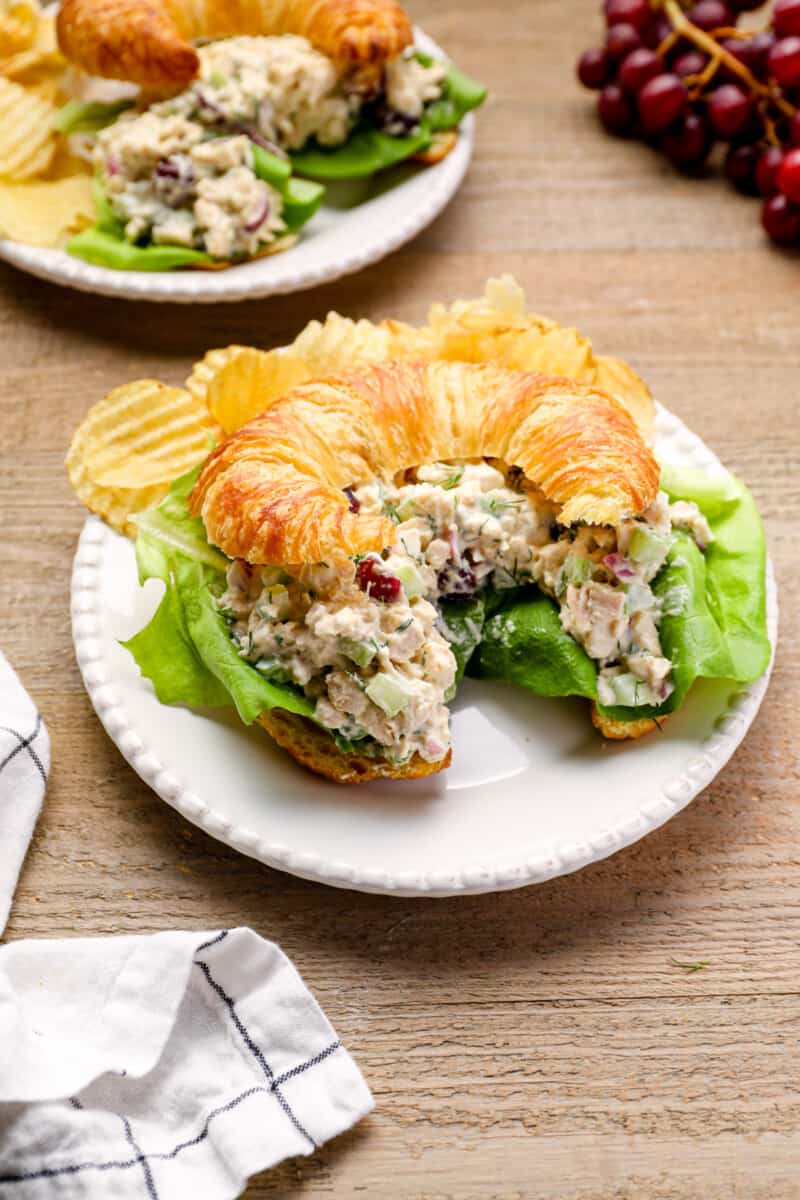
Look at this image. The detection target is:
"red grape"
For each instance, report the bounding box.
[606,22,642,60]
[687,0,734,31]
[773,0,800,39]
[605,0,650,32]
[777,146,800,202]
[578,47,611,89]
[356,557,402,602]
[641,15,673,49]
[768,37,800,88]
[724,142,760,192]
[721,33,774,79]
[707,84,752,138]
[761,193,800,242]
[662,112,713,166]
[756,146,786,195]
[638,74,689,134]
[791,111,800,144]
[598,83,636,133]
[619,48,663,94]
[673,50,708,77]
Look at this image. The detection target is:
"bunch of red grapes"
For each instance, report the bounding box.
[577,0,800,245]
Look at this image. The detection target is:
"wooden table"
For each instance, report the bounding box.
[2,1,799,1195]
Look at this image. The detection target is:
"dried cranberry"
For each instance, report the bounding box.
[356,557,401,602]
[343,486,360,513]
[437,563,478,599]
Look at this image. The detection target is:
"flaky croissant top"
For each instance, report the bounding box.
[190,361,661,566]
[57,0,413,87]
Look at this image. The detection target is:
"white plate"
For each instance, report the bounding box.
[71,404,777,896]
[0,31,472,303]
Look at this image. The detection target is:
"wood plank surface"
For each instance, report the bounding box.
[2,1,799,1196]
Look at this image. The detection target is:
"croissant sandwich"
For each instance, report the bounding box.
[56,2,486,270]
[65,351,764,785]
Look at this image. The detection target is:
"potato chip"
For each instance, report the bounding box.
[593,354,655,440]
[186,345,251,405]
[0,173,92,244]
[77,381,219,488]
[66,440,170,539]
[0,10,63,78]
[0,75,56,179]
[207,347,312,433]
[0,1,38,57]
[66,380,222,536]
[290,312,398,372]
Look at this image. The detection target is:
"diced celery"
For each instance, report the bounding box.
[396,497,417,522]
[395,562,425,599]
[339,638,377,668]
[628,527,671,565]
[565,556,592,586]
[608,672,657,707]
[365,673,414,717]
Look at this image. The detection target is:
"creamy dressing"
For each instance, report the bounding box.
[220,460,712,762]
[95,35,447,257]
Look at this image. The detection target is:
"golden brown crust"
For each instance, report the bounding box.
[57,0,412,87]
[590,705,666,740]
[412,128,458,165]
[190,360,661,566]
[57,0,199,86]
[257,709,450,783]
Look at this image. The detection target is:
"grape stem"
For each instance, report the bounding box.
[659,0,797,120]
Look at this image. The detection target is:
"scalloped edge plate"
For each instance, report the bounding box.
[71,403,777,896]
[0,29,473,303]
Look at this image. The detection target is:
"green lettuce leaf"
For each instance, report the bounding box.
[438,595,487,696]
[471,590,599,700]
[123,466,315,725]
[472,469,770,723]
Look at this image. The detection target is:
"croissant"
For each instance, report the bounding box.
[56,0,413,87]
[191,360,661,566]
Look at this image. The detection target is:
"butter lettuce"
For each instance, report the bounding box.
[123,466,315,724]
[471,468,771,725]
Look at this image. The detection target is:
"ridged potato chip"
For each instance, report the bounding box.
[66,381,221,535]
[593,354,655,441]
[290,312,399,372]
[186,345,250,404]
[66,446,169,539]
[207,347,312,433]
[77,381,219,487]
[0,1,38,57]
[0,173,92,245]
[0,9,63,78]
[0,75,56,179]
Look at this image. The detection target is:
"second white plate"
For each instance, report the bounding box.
[0,30,474,303]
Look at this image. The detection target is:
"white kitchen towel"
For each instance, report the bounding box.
[0,653,49,935]
[0,928,374,1197]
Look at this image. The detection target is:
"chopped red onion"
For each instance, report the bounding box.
[106,154,121,176]
[343,487,360,513]
[244,196,270,233]
[603,553,637,580]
